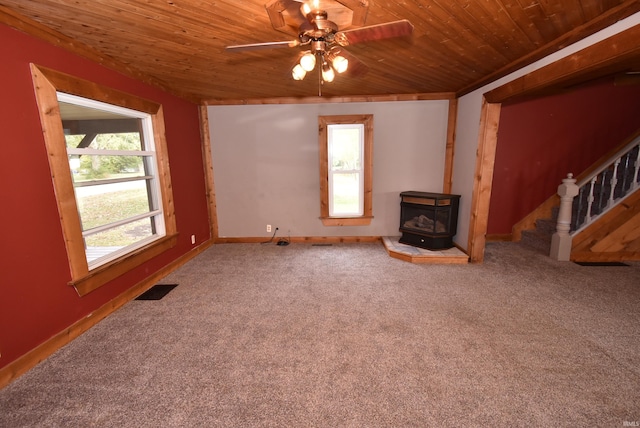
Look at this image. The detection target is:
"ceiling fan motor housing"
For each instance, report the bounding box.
[311,40,327,54]
[307,9,338,37]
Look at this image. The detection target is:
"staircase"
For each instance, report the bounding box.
[518,131,640,258]
[519,206,558,254]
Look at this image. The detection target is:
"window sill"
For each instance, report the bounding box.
[320,216,373,226]
[71,233,178,296]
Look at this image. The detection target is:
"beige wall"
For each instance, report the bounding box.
[208,100,450,239]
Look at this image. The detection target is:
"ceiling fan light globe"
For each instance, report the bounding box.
[300,52,316,72]
[301,3,311,15]
[332,55,348,73]
[292,64,307,80]
[322,64,335,82]
[303,0,320,16]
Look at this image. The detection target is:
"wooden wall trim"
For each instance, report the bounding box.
[483,22,640,104]
[570,250,640,262]
[443,98,458,194]
[204,92,456,106]
[199,105,219,241]
[0,240,214,390]
[30,64,86,279]
[215,236,381,244]
[467,100,501,263]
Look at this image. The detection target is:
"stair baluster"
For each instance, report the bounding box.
[620,152,631,193]
[633,147,640,190]
[608,159,620,207]
[586,176,596,223]
[596,170,607,215]
[572,186,585,231]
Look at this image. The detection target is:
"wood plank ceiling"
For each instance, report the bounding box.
[1,0,639,104]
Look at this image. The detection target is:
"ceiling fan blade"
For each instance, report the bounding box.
[335,19,413,46]
[226,40,300,52]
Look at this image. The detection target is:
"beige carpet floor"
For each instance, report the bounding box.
[1,242,639,427]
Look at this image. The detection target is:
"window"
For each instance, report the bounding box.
[31,64,177,296]
[58,93,165,268]
[318,115,373,226]
[328,123,364,216]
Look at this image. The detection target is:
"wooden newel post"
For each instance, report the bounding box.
[550,173,579,261]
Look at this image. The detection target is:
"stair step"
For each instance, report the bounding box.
[520,229,552,254]
[535,218,556,235]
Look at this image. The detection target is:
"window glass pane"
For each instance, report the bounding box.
[68,153,146,183]
[59,100,144,150]
[64,129,144,151]
[329,126,362,171]
[74,180,151,231]
[85,217,155,264]
[331,172,361,215]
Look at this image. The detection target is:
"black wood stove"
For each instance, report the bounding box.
[399,191,461,250]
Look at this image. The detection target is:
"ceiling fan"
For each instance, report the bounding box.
[225,0,414,95]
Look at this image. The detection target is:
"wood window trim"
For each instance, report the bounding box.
[318,114,373,226]
[30,64,177,296]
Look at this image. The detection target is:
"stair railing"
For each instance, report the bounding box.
[550,134,640,261]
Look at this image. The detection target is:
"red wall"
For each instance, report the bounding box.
[0,24,210,368]
[488,78,640,234]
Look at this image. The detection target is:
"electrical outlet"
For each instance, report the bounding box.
[267,224,272,233]
[191,234,196,244]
